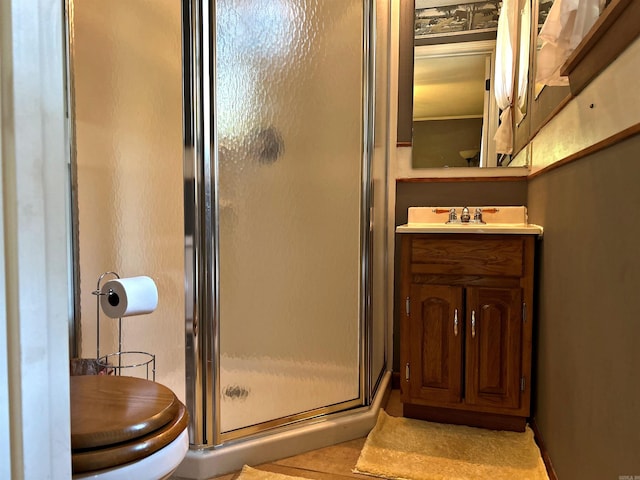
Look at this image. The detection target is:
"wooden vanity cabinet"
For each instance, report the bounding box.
[399,233,536,432]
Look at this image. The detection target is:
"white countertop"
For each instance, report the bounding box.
[397,206,543,236]
[396,223,543,235]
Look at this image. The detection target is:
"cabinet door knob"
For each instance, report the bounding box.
[454,309,459,336]
[471,310,476,338]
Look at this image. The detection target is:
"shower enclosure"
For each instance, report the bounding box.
[182,0,390,465]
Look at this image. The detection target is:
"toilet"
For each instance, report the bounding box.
[70,375,189,480]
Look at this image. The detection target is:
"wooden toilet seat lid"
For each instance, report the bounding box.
[72,400,188,474]
[71,375,179,449]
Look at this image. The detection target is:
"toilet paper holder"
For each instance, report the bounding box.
[92,271,156,381]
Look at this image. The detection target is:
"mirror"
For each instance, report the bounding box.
[412,40,498,168]
[410,1,511,168]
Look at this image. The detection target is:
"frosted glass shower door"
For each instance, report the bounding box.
[216,1,365,435]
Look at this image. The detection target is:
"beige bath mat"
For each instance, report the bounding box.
[235,465,308,480]
[354,411,549,480]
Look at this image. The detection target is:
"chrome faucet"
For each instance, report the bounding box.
[460,206,471,223]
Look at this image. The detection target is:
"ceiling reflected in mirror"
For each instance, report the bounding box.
[413,53,486,121]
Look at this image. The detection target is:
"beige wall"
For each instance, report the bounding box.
[412,118,483,168]
[528,37,640,172]
[528,135,640,478]
[72,1,185,399]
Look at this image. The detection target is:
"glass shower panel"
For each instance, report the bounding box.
[216,0,364,433]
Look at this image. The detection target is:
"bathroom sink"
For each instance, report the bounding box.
[396,206,543,235]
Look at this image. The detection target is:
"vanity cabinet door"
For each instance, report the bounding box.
[465,286,522,410]
[405,283,464,406]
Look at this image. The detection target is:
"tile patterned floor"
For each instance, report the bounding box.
[209,389,403,480]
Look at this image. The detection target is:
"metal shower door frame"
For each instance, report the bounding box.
[182,0,378,448]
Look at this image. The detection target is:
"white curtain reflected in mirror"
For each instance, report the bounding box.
[493,0,517,155]
[516,0,531,122]
[536,0,604,87]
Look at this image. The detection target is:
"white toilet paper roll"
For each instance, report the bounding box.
[100,276,159,318]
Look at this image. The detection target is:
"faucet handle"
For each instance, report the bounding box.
[482,207,500,214]
[472,207,500,223]
[433,208,458,224]
[473,208,485,224]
